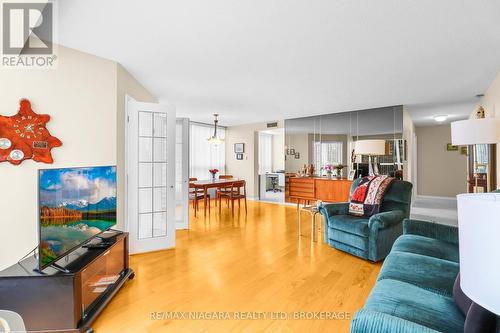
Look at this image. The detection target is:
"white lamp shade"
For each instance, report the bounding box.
[354,140,386,156]
[457,193,500,315]
[451,118,500,145]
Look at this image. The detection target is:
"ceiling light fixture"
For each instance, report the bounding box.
[207,113,224,145]
[434,115,448,122]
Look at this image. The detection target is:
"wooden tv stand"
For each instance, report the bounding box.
[0,230,134,333]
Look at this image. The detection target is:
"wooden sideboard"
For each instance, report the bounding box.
[285,175,353,204]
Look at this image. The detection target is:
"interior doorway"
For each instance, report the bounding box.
[257,128,285,203]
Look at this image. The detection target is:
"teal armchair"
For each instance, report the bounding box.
[319,178,413,262]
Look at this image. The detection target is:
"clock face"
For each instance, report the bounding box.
[12,115,46,140]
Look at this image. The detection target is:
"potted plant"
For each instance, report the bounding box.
[335,164,346,178]
[209,168,219,181]
[324,164,334,178]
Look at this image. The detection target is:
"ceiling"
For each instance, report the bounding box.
[58,0,500,126]
[285,106,403,136]
[406,99,476,127]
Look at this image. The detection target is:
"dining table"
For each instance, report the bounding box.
[190,178,238,217]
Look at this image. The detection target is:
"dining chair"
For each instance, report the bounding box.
[215,175,234,206]
[189,178,210,217]
[218,180,247,216]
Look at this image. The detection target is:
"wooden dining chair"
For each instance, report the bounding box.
[215,175,233,206]
[189,178,210,217]
[218,180,247,216]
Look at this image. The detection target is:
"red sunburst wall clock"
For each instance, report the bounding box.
[0,99,62,165]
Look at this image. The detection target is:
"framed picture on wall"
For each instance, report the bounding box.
[289,149,295,155]
[236,153,243,160]
[347,170,356,180]
[294,152,300,159]
[234,143,245,153]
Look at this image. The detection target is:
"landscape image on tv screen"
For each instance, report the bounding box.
[39,166,117,268]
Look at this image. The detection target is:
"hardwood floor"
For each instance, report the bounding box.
[93,200,381,333]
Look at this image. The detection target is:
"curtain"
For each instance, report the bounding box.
[258,133,273,174]
[189,123,226,179]
[313,141,343,172]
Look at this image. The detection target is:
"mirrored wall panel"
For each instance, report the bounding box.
[284,106,404,180]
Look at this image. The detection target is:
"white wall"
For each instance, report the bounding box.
[481,71,500,186]
[272,132,285,171]
[225,121,283,198]
[285,133,310,173]
[416,125,467,197]
[116,64,157,226]
[0,47,156,270]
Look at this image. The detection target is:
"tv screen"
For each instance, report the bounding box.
[38,166,117,270]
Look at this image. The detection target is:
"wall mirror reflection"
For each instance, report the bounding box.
[284,106,405,204]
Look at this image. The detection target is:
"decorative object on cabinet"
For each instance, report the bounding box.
[447,143,458,151]
[234,143,244,153]
[347,169,356,180]
[306,164,314,176]
[0,99,62,165]
[236,153,243,160]
[335,164,346,178]
[324,164,334,178]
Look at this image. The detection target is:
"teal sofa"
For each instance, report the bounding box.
[351,219,464,333]
[319,178,413,262]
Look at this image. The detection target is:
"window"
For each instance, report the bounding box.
[313,141,343,171]
[189,123,225,179]
[258,133,273,174]
[475,144,489,174]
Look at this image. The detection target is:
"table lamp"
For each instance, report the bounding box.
[457,193,500,316]
[354,139,386,176]
[451,116,500,192]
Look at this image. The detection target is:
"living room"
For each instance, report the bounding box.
[0,1,499,332]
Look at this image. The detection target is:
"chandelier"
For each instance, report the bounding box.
[207,113,224,145]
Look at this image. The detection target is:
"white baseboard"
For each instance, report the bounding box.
[416,195,457,201]
[248,197,296,207]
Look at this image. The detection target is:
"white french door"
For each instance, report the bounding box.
[126,98,176,254]
[175,118,189,229]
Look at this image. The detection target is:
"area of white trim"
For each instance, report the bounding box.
[416,195,457,201]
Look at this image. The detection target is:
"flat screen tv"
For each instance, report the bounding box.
[38,166,117,270]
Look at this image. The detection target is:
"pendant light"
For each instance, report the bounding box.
[207,114,224,145]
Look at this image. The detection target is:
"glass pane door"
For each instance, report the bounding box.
[138,111,168,239]
[127,98,176,254]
